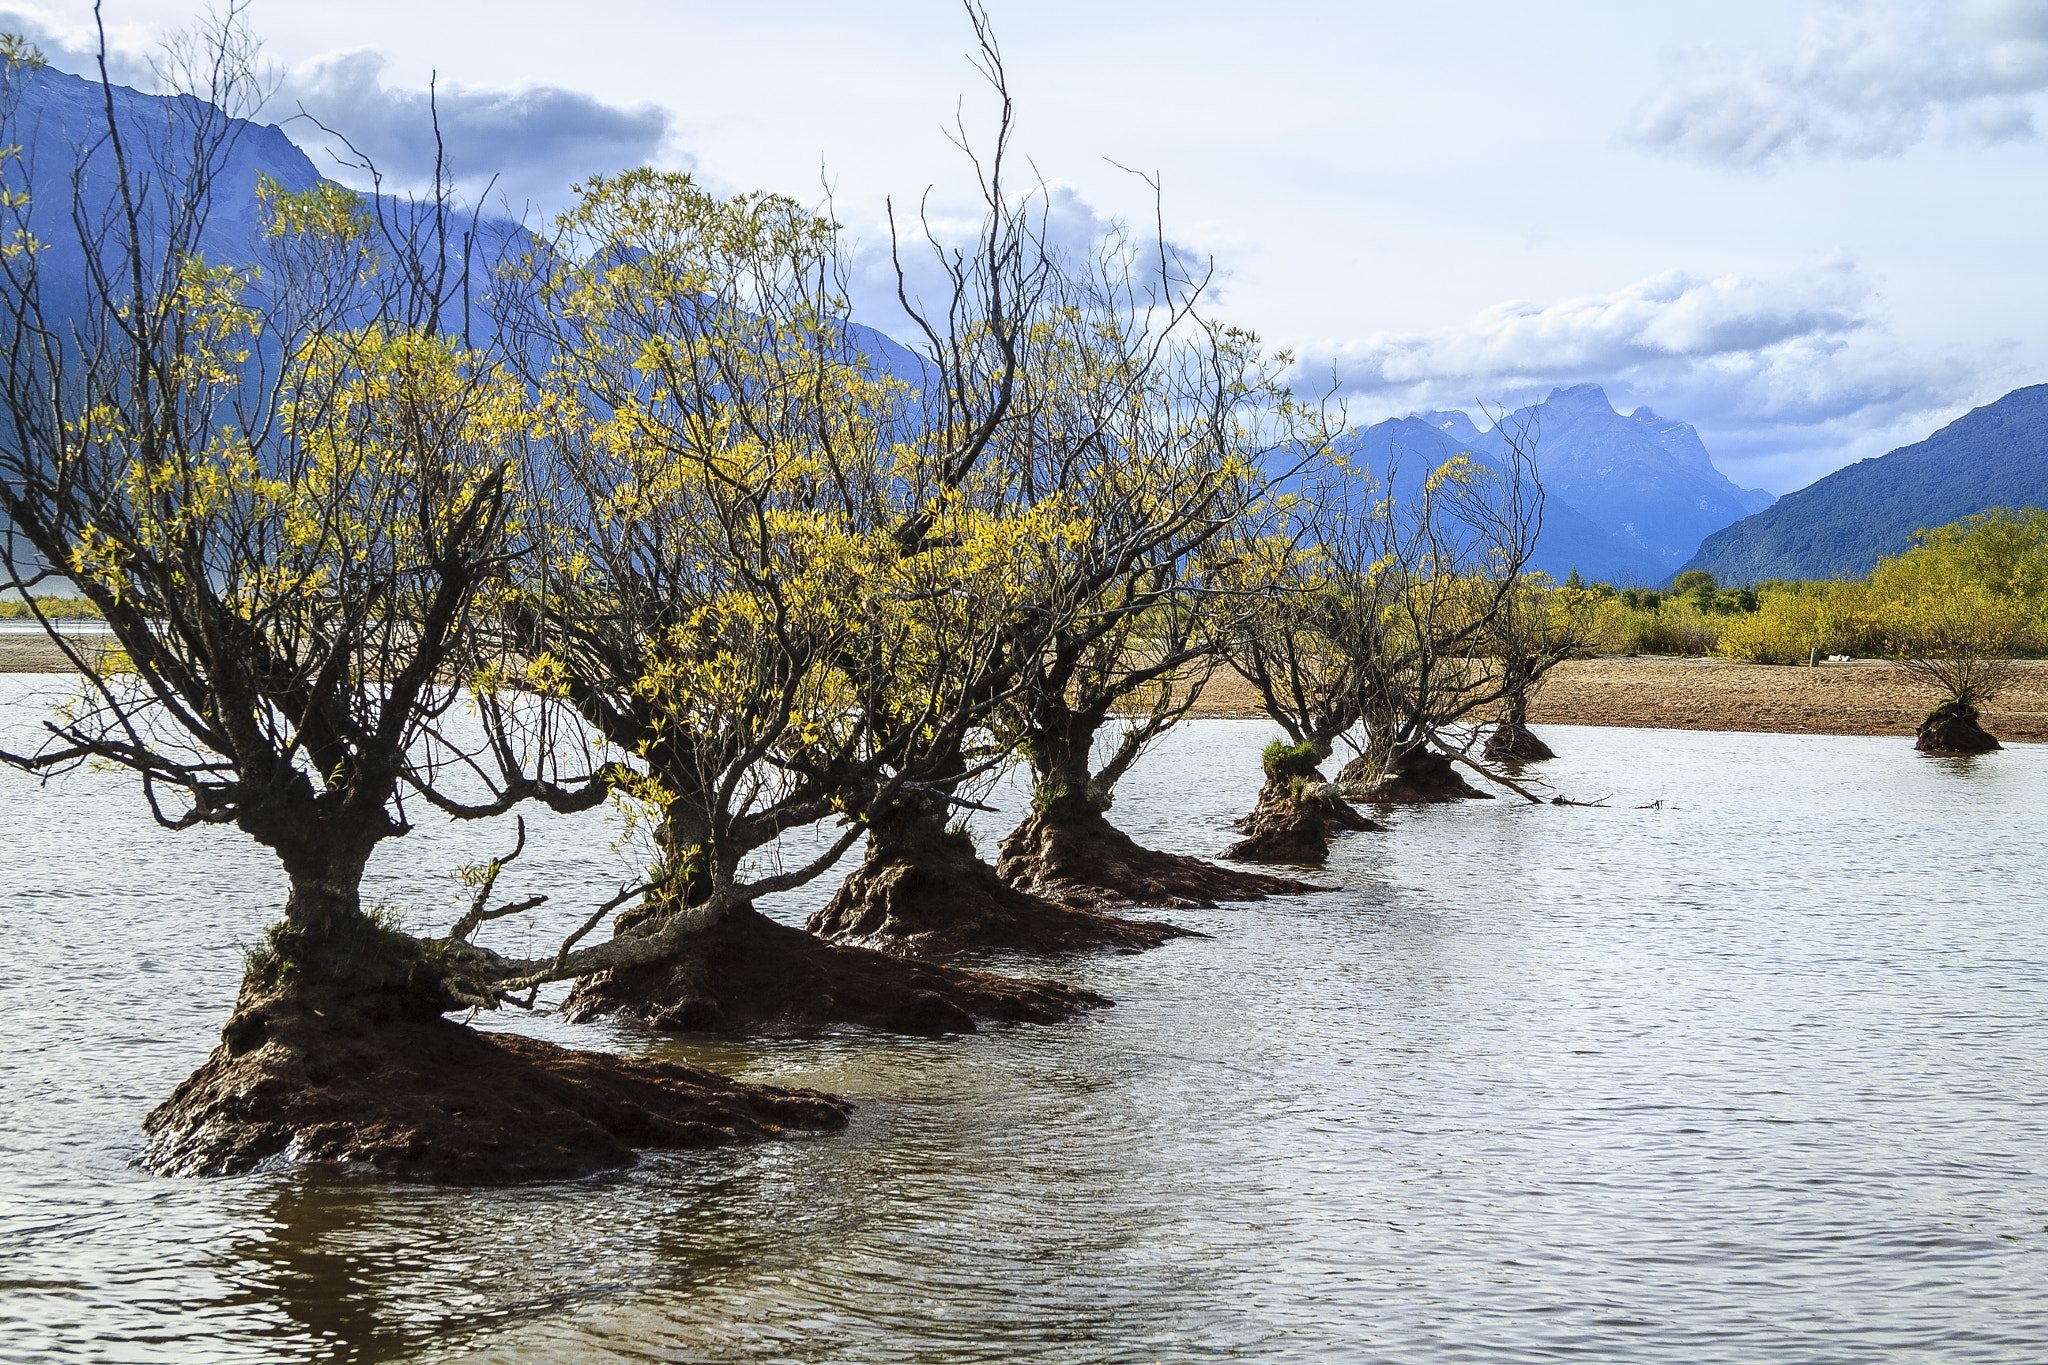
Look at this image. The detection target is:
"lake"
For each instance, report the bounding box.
[2,672,2044,1363]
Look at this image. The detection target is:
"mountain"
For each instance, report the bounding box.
[1339,416,1671,585]
[8,66,326,322]
[1462,384,1773,572]
[1680,384,2048,584]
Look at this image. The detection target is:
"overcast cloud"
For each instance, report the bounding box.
[1628,0,2048,166]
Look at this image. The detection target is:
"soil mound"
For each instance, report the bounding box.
[564,904,1111,1035]
[1916,703,2004,754]
[1339,748,1495,803]
[1483,723,1555,762]
[996,810,1324,908]
[807,842,1195,957]
[1221,776,1380,866]
[142,979,850,1184]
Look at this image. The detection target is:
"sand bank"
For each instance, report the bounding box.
[1187,655,2048,743]
[9,634,2044,743]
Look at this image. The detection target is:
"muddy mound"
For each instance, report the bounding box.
[1916,703,2003,754]
[565,904,1112,1034]
[142,979,850,1184]
[996,810,1324,909]
[1221,775,1380,866]
[807,843,1194,957]
[1483,723,1555,762]
[1339,748,1495,803]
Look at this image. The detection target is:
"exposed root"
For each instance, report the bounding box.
[997,809,1326,909]
[142,976,850,1184]
[807,839,1196,957]
[1339,747,1495,803]
[563,904,1111,1035]
[1917,702,2003,754]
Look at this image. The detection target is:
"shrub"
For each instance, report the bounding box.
[1262,739,1321,781]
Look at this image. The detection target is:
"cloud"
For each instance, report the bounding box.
[842,177,1220,341]
[1625,0,2048,167]
[0,10,672,219]
[276,49,672,220]
[1308,262,2014,492]
[0,5,159,88]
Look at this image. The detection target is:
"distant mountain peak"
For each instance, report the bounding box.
[1543,383,1614,413]
[1410,409,1483,446]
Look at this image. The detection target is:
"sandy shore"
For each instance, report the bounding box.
[9,634,2044,743]
[1186,655,2048,743]
[0,633,113,673]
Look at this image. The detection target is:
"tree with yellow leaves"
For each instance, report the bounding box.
[477,76,1107,1028]
[1867,511,2043,752]
[0,18,855,1183]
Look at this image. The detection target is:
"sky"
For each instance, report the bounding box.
[7,0,2048,494]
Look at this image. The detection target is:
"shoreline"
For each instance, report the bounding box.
[1182,655,2048,744]
[8,638,2044,743]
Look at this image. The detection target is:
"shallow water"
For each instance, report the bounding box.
[3,671,2046,1363]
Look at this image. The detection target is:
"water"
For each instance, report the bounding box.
[3,670,2045,1363]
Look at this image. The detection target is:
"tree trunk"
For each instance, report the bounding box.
[806,798,1198,956]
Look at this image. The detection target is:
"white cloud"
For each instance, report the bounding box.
[1626,0,2048,167]
[275,49,672,221]
[1309,261,2016,492]
[842,177,1217,339]
[0,9,672,220]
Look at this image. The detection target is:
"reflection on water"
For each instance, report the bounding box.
[3,676,2046,1363]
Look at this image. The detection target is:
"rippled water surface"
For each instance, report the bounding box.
[3,672,2046,1363]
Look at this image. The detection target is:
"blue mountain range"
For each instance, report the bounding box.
[7,67,1783,590]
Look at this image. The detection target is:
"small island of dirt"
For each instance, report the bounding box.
[562,903,1114,1033]
[996,806,1325,909]
[144,973,851,1185]
[1222,743,1382,865]
[1338,747,1495,803]
[805,807,1197,957]
[1916,701,2004,754]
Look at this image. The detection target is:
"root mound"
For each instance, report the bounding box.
[807,842,1195,957]
[1917,704,2003,754]
[1221,774,1381,866]
[1483,723,1555,762]
[563,904,1110,1036]
[1340,748,1496,803]
[142,979,850,1184]
[996,810,1325,909]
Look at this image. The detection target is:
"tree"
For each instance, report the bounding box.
[0,19,848,1181]
[1223,432,1562,862]
[1480,573,1599,761]
[1870,509,2043,752]
[484,165,1107,1029]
